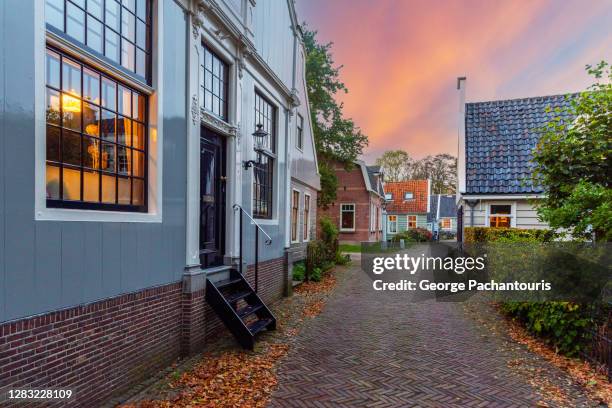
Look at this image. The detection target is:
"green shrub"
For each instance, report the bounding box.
[310,267,322,282]
[292,262,305,281]
[391,227,432,242]
[320,215,338,244]
[464,227,555,243]
[334,251,351,265]
[500,302,593,356]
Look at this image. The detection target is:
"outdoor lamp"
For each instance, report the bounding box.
[243,124,268,169]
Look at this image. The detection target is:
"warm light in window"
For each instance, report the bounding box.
[62,94,81,113]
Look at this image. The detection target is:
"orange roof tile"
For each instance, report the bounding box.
[384,180,429,213]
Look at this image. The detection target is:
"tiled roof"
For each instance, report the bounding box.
[427,195,457,222]
[465,94,576,194]
[384,180,429,214]
[366,166,385,196]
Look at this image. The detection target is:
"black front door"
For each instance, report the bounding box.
[200,127,226,268]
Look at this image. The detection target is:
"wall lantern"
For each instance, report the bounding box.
[243,124,268,170]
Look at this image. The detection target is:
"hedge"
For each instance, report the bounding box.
[467,226,593,356]
[464,227,555,243]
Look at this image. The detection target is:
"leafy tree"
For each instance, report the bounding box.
[411,153,457,194]
[532,61,612,241]
[375,150,413,182]
[302,27,369,207]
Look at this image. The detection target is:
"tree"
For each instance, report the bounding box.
[375,150,413,182]
[302,27,369,207]
[410,154,457,194]
[532,61,611,241]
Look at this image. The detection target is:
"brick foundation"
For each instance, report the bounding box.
[0,256,287,407]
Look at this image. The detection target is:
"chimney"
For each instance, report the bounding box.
[456,77,467,198]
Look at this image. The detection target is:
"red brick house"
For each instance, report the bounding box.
[318,160,385,243]
[383,180,431,239]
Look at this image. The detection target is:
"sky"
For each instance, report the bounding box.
[295,0,612,164]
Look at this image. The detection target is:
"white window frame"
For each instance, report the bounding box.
[296,113,304,151]
[404,192,414,200]
[387,215,397,233]
[303,193,311,242]
[34,0,164,223]
[385,193,393,200]
[340,203,356,232]
[291,189,300,243]
[486,202,516,228]
[440,218,452,230]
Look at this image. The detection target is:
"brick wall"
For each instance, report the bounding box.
[0,283,183,408]
[0,257,287,407]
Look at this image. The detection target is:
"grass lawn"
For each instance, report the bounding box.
[339,244,361,253]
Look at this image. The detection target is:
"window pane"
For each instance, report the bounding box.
[83,136,100,168]
[101,78,116,110]
[132,150,144,177]
[86,16,103,54]
[46,50,60,88]
[491,205,512,214]
[132,92,144,120]
[136,19,146,49]
[45,0,64,31]
[132,122,145,149]
[46,125,61,162]
[46,164,60,199]
[117,117,131,145]
[121,39,135,71]
[83,102,100,136]
[101,143,116,172]
[105,0,120,31]
[123,0,136,12]
[46,89,61,125]
[117,146,131,174]
[66,3,85,43]
[136,0,146,20]
[100,109,116,141]
[133,178,144,205]
[70,0,85,8]
[136,48,146,78]
[62,59,81,96]
[83,170,100,202]
[62,130,82,166]
[118,176,131,204]
[121,9,136,41]
[62,167,81,200]
[118,86,131,116]
[87,0,103,19]
[83,68,100,103]
[101,174,116,203]
[62,94,82,131]
[105,28,120,63]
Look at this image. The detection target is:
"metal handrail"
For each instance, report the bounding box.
[233,204,272,293]
[233,204,272,244]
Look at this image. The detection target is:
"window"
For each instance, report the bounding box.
[45,0,152,82]
[404,192,414,200]
[408,215,417,229]
[45,47,147,211]
[385,193,393,200]
[388,215,397,233]
[340,204,355,231]
[303,194,311,241]
[440,218,452,229]
[200,44,228,120]
[296,114,304,150]
[291,190,299,242]
[489,204,512,228]
[252,92,276,219]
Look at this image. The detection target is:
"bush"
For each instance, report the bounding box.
[391,227,433,243]
[292,262,305,281]
[500,302,593,356]
[310,267,322,282]
[464,227,555,243]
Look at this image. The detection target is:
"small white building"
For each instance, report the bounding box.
[455,78,576,235]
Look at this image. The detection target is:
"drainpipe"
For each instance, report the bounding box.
[465,199,479,227]
[456,77,467,202]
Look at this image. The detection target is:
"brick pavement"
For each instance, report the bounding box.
[269,263,590,408]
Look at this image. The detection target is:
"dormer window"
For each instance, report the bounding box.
[384,193,392,200]
[404,192,413,200]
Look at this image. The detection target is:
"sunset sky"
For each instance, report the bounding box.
[296,0,612,163]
